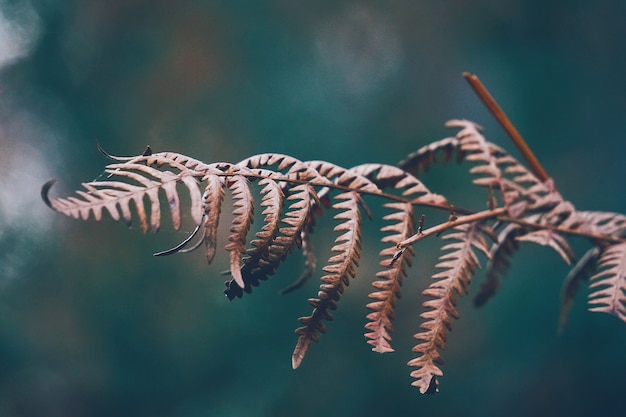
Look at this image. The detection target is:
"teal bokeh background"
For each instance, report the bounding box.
[1,1,625,416]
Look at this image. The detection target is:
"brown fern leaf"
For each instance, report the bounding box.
[516,228,575,265]
[239,153,328,181]
[446,119,582,273]
[198,171,227,263]
[364,201,415,353]
[408,222,491,394]
[445,122,576,304]
[446,120,566,221]
[244,176,284,260]
[226,182,314,299]
[292,190,364,369]
[529,192,577,229]
[559,246,601,332]
[562,210,626,237]
[99,146,210,173]
[588,242,626,322]
[226,170,284,277]
[41,155,204,233]
[152,168,227,258]
[474,223,525,307]
[350,163,445,353]
[398,137,464,176]
[123,149,208,171]
[280,188,331,294]
[350,163,447,206]
[450,120,502,187]
[397,121,546,218]
[224,172,255,289]
[224,154,325,299]
[307,160,381,197]
[292,163,382,367]
[229,184,315,300]
[448,120,530,216]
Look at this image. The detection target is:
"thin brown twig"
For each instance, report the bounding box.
[504,217,626,245]
[396,207,625,255]
[397,207,508,249]
[463,72,550,183]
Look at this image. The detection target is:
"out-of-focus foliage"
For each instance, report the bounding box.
[1,1,625,416]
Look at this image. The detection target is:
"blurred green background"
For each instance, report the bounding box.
[1,1,625,416]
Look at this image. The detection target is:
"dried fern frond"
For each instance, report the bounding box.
[449,120,544,217]
[42,157,205,233]
[292,190,366,368]
[559,246,601,332]
[42,109,626,397]
[199,172,226,263]
[292,163,382,368]
[408,222,492,394]
[349,163,444,353]
[224,154,326,299]
[364,201,415,353]
[516,228,576,265]
[474,223,525,307]
[563,210,626,237]
[398,136,464,176]
[588,242,626,321]
[224,173,255,289]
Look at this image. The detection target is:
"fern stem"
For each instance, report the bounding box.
[463,72,550,183]
[397,206,625,252]
[397,208,507,249]
[220,171,459,213]
[505,217,626,246]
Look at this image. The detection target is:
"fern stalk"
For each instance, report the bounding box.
[463,72,549,182]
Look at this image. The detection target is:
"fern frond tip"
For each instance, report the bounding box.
[41,179,57,209]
